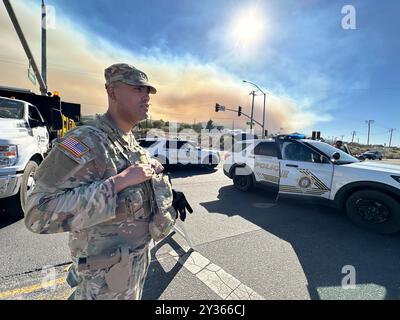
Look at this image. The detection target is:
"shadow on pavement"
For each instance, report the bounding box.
[0,199,21,229]
[167,165,217,178]
[142,232,193,300]
[200,185,400,300]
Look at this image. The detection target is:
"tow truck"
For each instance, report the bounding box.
[0,86,81,218]
[223,134,400,234]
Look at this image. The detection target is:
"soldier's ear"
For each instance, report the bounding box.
[106,85,117,101]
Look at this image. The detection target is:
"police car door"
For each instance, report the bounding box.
[251,141,280,187]
[28,105,49,154]
[278,140,333,199]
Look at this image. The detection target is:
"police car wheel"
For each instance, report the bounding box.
[233,174,253,192]
[346,190,400,234]
[9,161,39,219]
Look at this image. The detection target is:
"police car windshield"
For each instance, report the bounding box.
[304,140,359,164]
[0,98,24,119]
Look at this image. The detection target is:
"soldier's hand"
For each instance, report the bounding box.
[113,164,154,192]
[172,190,193,222]
[150,158,164,174]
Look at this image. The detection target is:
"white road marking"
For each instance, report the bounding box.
[168,248,265,300]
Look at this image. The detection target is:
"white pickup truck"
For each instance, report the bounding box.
[223,134,400,234]
[0,96,50,218]
[0,86,81,218]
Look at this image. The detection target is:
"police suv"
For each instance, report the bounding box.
[138,138,220,170]
[223,134,400,234]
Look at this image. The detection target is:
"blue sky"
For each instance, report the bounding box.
[4,0,400,145]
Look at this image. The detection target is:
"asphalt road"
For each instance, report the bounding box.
[0,165,399,300]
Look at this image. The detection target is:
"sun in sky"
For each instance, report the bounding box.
[231,7,266,49]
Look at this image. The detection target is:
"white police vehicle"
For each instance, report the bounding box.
[223,134,400,234]
[138,138,220,170]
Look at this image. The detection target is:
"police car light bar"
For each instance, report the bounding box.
[277,133,306,140]
[287,133,306,139]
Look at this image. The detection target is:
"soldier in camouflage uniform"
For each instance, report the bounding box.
[24,63,192,300]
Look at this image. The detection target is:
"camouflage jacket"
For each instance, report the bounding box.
[25,114,175,259]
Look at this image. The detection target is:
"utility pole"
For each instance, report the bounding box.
[243,80,267,138]
[3,0,48,95]
[262,92,266,138]
[351,131,356,143]
[388,128,396,148]
[365,120,374,145]
[249,90,256,131]
[340,135,345,141]
[41,0,47,88]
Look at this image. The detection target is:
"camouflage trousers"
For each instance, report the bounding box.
[68,245,151,300]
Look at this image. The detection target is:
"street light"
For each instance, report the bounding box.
[243,80,267,138]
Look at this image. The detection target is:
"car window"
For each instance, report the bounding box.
[281,141,320,162]
[0,98,24,119]
[305,140,359,163]
[165,141,184,149]
[28,105,43,122]
[177,141,190,149]
[252,142,277,157]
[139,140,158,148]
[231,142,251,153]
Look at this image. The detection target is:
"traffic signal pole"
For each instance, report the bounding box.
[41,0,47,88]
[215,104,264,129]
[250,91,255,131]
[3,0,47,95]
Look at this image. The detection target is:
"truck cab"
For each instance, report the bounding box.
[0,87,81,218]
[0,96,49,217]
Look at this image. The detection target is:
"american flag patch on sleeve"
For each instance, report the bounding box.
[59,137,90,158]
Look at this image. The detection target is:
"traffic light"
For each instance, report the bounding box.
[215,103,225,112]
[238,106,242,116]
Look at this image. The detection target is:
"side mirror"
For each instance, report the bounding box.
[332,152,341,161]
[51,109,63,130]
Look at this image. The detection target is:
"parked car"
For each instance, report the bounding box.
[138,138,220,170]
[362,151,383,160]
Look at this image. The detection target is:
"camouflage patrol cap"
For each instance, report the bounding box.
[104,63,157,94]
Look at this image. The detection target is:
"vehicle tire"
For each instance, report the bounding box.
[345,189,400,234]
[9,161,39,219]
[203,155,219,171]
[233,173,254,192]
